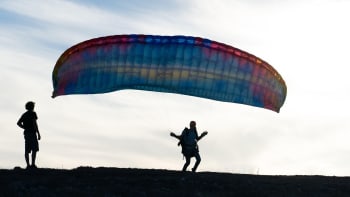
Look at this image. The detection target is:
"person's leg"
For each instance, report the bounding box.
[25,139,30,168]
[31,151,37,168]
[25,153,30,168]
[31,139,39,168]
[192,153,201,172]
[182,156,191,171]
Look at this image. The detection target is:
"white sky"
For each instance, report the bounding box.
[1,0,350,176]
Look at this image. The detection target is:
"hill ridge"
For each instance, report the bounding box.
[1,166,350,197]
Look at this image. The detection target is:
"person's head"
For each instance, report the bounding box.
[25,101,35,111]
[190,121,196,128]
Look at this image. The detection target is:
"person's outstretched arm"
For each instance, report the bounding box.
[197,131,208,141]
[170,132,181,140]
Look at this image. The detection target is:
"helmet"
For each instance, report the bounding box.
[190,121,196,128]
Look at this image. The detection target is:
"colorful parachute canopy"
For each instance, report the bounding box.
[52,35,287,112]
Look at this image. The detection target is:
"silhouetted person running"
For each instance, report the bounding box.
[17,101,41,169]
[170,121,208,172]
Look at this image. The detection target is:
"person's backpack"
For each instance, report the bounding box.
[180,128,198,157]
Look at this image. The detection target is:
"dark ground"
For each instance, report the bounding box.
[1,167,350,197]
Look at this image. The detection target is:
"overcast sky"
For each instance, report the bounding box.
[1,0,350,176]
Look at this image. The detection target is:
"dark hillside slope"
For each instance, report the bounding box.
[1,167,350,197]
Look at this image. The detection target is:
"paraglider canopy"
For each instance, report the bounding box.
[52,34,287,112]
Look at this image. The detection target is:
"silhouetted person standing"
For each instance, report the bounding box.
[170,121,208,172]
[17,101,41,169]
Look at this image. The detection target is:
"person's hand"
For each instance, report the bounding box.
[38,134,41,140]
[202,131,208,136]
[170,132,176,137]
